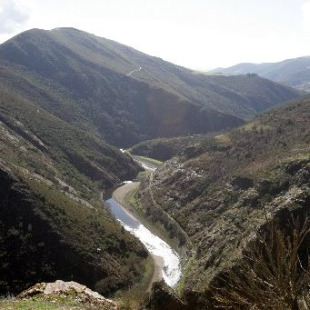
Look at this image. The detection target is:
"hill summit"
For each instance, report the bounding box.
[0,27,301,147]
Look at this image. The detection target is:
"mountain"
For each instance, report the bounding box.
[0,38,154,296]
[0,27,305,302]
[0,28,301,148]
[137,95,310,308]
[0,75,150,296]
[212,56,310,92]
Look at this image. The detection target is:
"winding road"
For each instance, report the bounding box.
[127,66,142,77]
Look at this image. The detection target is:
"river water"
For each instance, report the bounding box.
[105,198,181,287]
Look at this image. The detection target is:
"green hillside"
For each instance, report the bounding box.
[0,28,301,147]
[0,62,148,296]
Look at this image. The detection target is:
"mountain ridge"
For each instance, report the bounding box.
[0,27,301,147]
[211,56,310,92]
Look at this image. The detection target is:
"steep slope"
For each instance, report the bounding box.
[0,78,139,191]
[138,95,310,305]
[212,56,310,92]
[0,163,147,296]
[0,28,301,147]
[0,70,149,296]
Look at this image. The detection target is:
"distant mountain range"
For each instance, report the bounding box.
[211,56,310,92]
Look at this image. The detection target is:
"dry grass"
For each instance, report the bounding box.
[215,134,232,144]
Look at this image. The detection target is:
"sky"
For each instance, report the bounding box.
[0,0,309,70]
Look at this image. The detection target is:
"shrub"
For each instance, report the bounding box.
[212,217,310,310]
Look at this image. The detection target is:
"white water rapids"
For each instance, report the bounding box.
[105,198,181,287]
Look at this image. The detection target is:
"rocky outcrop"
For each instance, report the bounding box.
[18,280,119,309]
[145,281,187,310]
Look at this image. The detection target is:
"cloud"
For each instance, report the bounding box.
[0,0,31,34]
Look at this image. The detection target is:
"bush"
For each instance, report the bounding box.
[212,217,310,310]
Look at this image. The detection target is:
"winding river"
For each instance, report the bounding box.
[105,196,181,287]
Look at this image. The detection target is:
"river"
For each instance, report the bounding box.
[105,197,181,287]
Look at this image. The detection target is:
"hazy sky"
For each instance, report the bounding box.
[0,0,309,70]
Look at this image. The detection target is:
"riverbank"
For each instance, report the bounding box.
[111,180,182,287]
[112,182,165,289]
[113,181,181,250]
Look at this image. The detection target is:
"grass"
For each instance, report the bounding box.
[116,256,154,309]
[214,133,231,144]
[132,155,163,168]
[0,295,115,310]
[0,299,81,310]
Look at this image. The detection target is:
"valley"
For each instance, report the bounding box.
[107,156,184,292]
[1,26,310,310]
